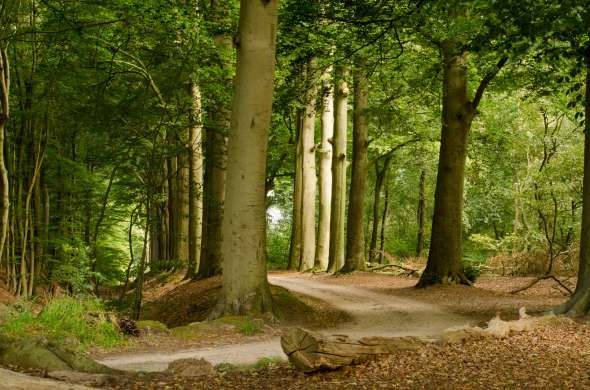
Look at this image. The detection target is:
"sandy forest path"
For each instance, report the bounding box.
[98,274,473,372]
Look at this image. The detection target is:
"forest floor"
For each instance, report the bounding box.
[3,271,588,389]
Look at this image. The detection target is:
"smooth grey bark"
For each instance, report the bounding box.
[327,64,349,273]
[214,0,278,316]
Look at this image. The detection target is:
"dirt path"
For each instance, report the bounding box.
[98,274,473,372]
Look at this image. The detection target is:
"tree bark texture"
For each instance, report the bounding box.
[327,64,349,273]
[416,169,426,257]
[342,57,369,273]
[215,0,278,315]
[315,66,334,271]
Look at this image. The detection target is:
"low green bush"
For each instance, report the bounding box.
[0,297,124,350]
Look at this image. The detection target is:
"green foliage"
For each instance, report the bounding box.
[0,298,123,350]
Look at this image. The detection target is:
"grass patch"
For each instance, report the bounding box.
[0,297,124,350]
[170,315,262,339]
[136,320,169,333]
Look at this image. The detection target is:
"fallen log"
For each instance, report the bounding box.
[280,327,434,373]
[281,308,566,373]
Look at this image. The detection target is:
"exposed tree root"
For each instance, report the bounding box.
[511,274,573,295]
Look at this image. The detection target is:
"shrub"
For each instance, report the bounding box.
[0,297,123,350]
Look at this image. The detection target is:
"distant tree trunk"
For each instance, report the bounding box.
[176,144,190,265]
[197,128,226,278]
[378,180,389,264]
[0,48,10,268]
[299,58,318,271]
[197,0,231,280]
[133,204,150,321]
[315,66,334,271]
[327,64,349,273]
[214,0,278,316]
[288,114,303,270]
[416,169,426,257]
[166,153,177,262]
[554,40,590,316]
[341,56,368,273]
[185,83,203,280]
[369,155,392,263]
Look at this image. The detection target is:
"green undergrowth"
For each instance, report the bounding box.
[0,297,124,350]
[216,356,285,373]
[171,315,263,339]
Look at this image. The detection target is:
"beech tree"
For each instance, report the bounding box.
[215,0,278,315]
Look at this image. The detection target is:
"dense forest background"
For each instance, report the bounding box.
[0,0,588,316]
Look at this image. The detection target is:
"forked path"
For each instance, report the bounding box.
[98,274,473,372]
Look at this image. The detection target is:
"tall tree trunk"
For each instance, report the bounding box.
[378,180,389,264]
[215,0,278,316]
[327,64,349,273]
[369,156,392,263]
[0,48,10,268]
[133,204,150,321]
[288,114,303,270]
[197,0,231,280]
[185,83,204,279]
[315,65,334,271]
[554,39,590,316]
[417,46,472,287]
[416,169,426,257]
[342,56,369,273]
[299,58,318,271]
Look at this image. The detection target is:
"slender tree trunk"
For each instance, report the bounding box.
[197,130,226,278]
[299,58,318,271]
[327,64,349,273]
[288,114,303,270]
[342,56,369,273]
[133,204,150,320]
[120,208,137,301]
[417,46,473,287]
[214,0,278,316]
[176,140,190,266]
[197,0,231,279]
[315,65,334,271]
[167,153,177,262]
[186,83,204,279]
[554,40,590,315]
[378,180,389,264]
[369,156,392,263]
[416,169,426,257]
[0,48,10,268]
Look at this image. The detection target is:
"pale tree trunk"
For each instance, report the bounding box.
[314,65,334,271]
[299,58,318,271]
[342,56,368,273]
[166,154,177,262]
[327,64,348,273]
[554,40,590,316]
[416,169,426,257]
[197,0,231,279]
[288,115,303,270]
[185,83,203,279]
[133,204,150,321]
[0,48,10,268]
[215,0,278,316]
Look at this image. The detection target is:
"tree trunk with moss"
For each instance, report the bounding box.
[214,0,278,316]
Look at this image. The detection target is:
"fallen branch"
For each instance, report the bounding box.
[511,274,573,295]
[371,251,419,276]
